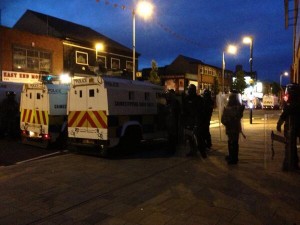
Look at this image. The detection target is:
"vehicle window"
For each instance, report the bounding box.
[89,89,95,97]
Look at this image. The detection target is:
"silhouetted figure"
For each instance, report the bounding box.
[183,84,207,158]
[221,91,244,164]
[277,84,300,170]
[0,91,19,138]
[165,89,181,153]
[202,89,214,149]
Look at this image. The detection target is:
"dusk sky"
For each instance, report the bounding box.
[0,0,293,84]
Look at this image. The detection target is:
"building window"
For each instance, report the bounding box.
[199,67,203,74]
[97,55,107,69]
[13,47,52,72]
[126,61,133,71]
[111,58,120,70]
[76,51,88,65]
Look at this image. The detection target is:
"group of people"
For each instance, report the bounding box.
[165,84,245,165]
[165,84,214,158]
[165,83,300,169]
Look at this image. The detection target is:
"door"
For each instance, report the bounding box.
[86,85,105,132]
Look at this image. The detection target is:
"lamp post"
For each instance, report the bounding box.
[222,45,237,93]
[132,1,153,80]
[243,36,254,79]
[243,36,254,124]
[280,71,289,87]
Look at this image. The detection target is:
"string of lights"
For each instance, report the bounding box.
[95,0,202,48]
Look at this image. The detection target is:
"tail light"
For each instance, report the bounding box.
[42,133,51,140]
[21,130,27,136]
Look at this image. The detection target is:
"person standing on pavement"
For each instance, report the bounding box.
[0,91,19,138]
[165,89,181,153]
[182,84,207,158]
[221,90,245,164]
[202,89,214,150]
[276,84,300,170]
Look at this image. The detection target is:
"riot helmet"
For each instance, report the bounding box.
[227,90,242,106]
[203,89,211,98]
[188,84,197,96]
[6,91,16,99]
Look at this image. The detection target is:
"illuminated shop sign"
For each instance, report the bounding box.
[1,71,41,83]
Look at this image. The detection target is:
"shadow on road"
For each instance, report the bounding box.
[0,137,66,166]
[71,140,175,160]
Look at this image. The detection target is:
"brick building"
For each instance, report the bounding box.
[143,55,234,94]
[0,26,63,83]
[0,10,136,83]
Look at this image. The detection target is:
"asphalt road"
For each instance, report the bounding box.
[2,110,299,225]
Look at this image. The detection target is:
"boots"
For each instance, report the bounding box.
[226,141,238,164]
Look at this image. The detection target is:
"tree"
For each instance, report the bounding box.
[231,70,247,94]
[148,60,161,85]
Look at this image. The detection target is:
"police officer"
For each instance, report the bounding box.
[0,91,19,138]
[183,84,207,158]
[202,89,214,149]
[277,84,300,170]
[165,89,181,153]
[221,91,245,164]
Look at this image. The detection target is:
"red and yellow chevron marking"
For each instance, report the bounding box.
[35,110,48,125]
[68,110,107,129]
[21,109,33,123]
[21,109,48,125]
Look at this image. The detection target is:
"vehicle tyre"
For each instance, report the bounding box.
[120,125,142,151]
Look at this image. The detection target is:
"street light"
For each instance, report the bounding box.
[243,36,254,79]
[280,71,289,87]
[95,43,104,60]
[132,1,153,80]
[243,36,254,124]
[222,44,237,93]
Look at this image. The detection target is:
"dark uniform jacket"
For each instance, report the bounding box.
[221,105,244,136]
[183,94,204,128]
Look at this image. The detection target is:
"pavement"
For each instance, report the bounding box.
[0,112,300,225]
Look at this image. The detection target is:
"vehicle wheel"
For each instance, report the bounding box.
[120,126,142,151]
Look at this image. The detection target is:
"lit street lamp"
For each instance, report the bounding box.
[280,71,289,87]
[243,36,254,79]
[132,1,153,80]
[243,36,254,124]
[222,44,237,93]
[95,43,104,60]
